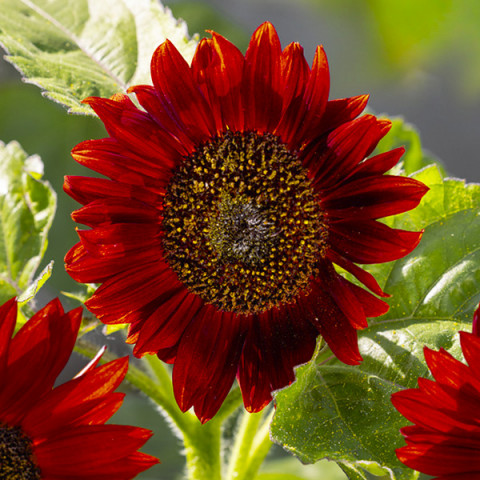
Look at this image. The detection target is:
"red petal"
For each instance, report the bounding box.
[348,147,405,180]
[298,277,363,365]
[173,305,245,422]
[460,331,480,378]
[0,298,17,383]
[23,357,129,436]
[401,423,480,446]
[34,424,157,477]
[83,96,181,169]
[323,174,429,220]
[415,377,480,426]
[238,306,317,412]
[317,261,368,329]
[243,22,283,133]
[86,263,181,324]
[65,241,162,284]
[128,84,196,155]
[425,346,480,393]
[474,304,480,336]
[150,40,215,143]
[328,219,423,264]
[133,288,203,356]
[191,32,245,133]
[64,176,163,207]
[156,344,179,364]
[76,223,162,258]
[39,454,159,480]
[316,94,369,135]
[71,138,172,194]
[326,249,389,297]
[347,282,389,318]
[304,115,391,192]
[436,475,480,480]
[274,41,310,146]
[296,45,330,141]
[396,442,480,476]
[392,387,476,433]
[72,198,160,228]
[0,302,81,424]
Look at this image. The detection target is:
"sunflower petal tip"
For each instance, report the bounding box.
[473,302,480,335]
[80,96,96,105]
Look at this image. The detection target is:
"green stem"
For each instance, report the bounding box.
[241,408,275,480]
[226,410,264,480]
[184,420,223,480]
[138,355,225,480]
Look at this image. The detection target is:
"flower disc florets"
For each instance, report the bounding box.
[0,423,40,480]
[162,130,327,314]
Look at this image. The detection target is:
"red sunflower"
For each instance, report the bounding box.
[391,305,480,480]
[0,297,158,479]
[65,22,428,422]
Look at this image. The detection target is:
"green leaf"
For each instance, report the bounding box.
[374,117,446,177]
[18,259,53,305]
[104,323,128,335]
[337,463,369,480]
[0,140,56,304]
[257,475,308,480]
[0,0,198,114]
[271,163,479,477]
[260,456,348,480]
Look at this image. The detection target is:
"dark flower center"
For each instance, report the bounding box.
[0,422,41,480]
[162,131,327,314]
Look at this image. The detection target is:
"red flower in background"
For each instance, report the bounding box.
[0,298,158,479]
[391,305,480,479]
[65,22,428,422]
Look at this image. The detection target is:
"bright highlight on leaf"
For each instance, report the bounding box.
[0,0,198,114]
[271,122,480,480]
[0,140,56,306]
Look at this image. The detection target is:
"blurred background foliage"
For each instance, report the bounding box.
[1,0,476,478]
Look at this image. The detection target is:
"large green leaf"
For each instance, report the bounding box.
[0,0,198,114]
[271,128,477,479]
[0,140,56,305]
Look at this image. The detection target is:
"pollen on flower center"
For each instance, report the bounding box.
[0,423,41,480]
[162,130,328,314]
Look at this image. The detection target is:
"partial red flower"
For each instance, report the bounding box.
[0,297,158,479]
[391,304,480,479]
[65,22,428,422]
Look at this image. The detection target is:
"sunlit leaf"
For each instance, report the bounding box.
[18,259,53,304]
[260,456,348,480]
[375,117,445,176]
[0,140,56,305]
[0,0,198,114]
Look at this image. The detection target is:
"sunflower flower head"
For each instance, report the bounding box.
[0,297,159,479]
[65,22,428,422]
[391,303,480,479]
